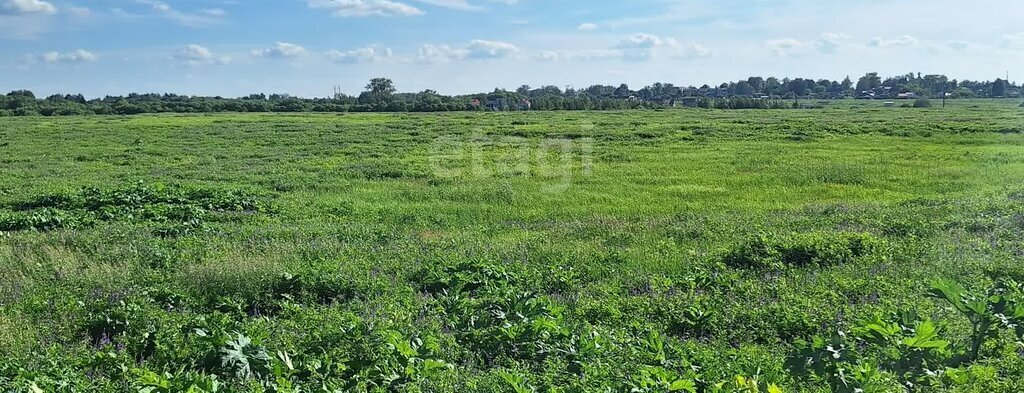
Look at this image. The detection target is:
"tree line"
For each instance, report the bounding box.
[1,73,1019,116]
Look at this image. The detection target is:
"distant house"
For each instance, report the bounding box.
[896,92,917,99]
[627,95,641,102]
[857,91,876,99]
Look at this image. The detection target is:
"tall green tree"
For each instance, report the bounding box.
[856,73,881,92]
[992,78,1006,97]
[613,84,631,99]
[359,78,396,104]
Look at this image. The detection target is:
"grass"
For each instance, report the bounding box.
[1,100,1024,391]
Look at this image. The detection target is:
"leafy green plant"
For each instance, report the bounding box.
[928,279,1024,362]
[217,332,273,380]
[498,370,536,393]
[134,369,220,393]
[724,232,882,270]
[788,311,952,392]
[709,375,784,393]
[0,182,270,236]
[788,332,901,392]
[417,258,520,295]
[626,366,697,393]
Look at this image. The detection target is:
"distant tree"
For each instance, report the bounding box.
[366,78,396,96]
[734,81,753,96]
[516,85,532,95]
[789,79,810,96]
[534,85,562,97]
[992,78,1006,97]
[412,89,443,111]
[764,77,781,96]
[360,78,396,104]
[951,87,975,98]
[65,94,87,104]
[7,90,35,99]
[613,84,631,98]
[856,72,881,92]
[841,76,853,92]
[584,85,615,99]
[746,77,764,94]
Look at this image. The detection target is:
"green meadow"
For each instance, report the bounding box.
[2,100,1024,392]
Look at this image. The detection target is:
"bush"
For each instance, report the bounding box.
[0,183,270,236]
[913,98,933,108]
[724,231,883,270]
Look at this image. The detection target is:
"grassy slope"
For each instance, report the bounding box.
[1,100,1023,391]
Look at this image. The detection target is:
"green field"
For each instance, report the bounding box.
[2,100,1024,392]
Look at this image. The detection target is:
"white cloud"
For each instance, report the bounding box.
[465,39,521,59]
[670,43,711,59]
[326,46,392,63]
[306,0,422,17]
[532,49,631,62]
[577,22,597,31]
[134,0,223,26]
[816,33,850,53]
[411,0,516,10]
[23,48,96,65]
[66,6,89,17]
[615,33,665,49]
[572,49,624,61]
[765,38,807,56]
[417,44,463,63]
[609,33,708,61]
[765,33,854,56]
[35,49,96,63]
[418,39,520,62]
[536,33,709,63]
[173,44,231,65]
[0,0,56,15]
[534,50,559,62]
[198,8,226,16]
[137,0,170,12]
[868,35,919,48]
[947,41,969,52]
[1000,33,1024,49]
[252,42,308,58]
[414,0,479,11]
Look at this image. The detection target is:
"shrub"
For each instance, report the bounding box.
[0,183,270,236]
[724,232,883,270]
[913,98,933,108]
[928,279,1024,362]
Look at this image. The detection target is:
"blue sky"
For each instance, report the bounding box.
[1,0,1023,98]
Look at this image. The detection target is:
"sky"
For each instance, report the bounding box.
[1,0,1023,98]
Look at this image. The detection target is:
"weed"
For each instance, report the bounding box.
[724,232,883,270]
